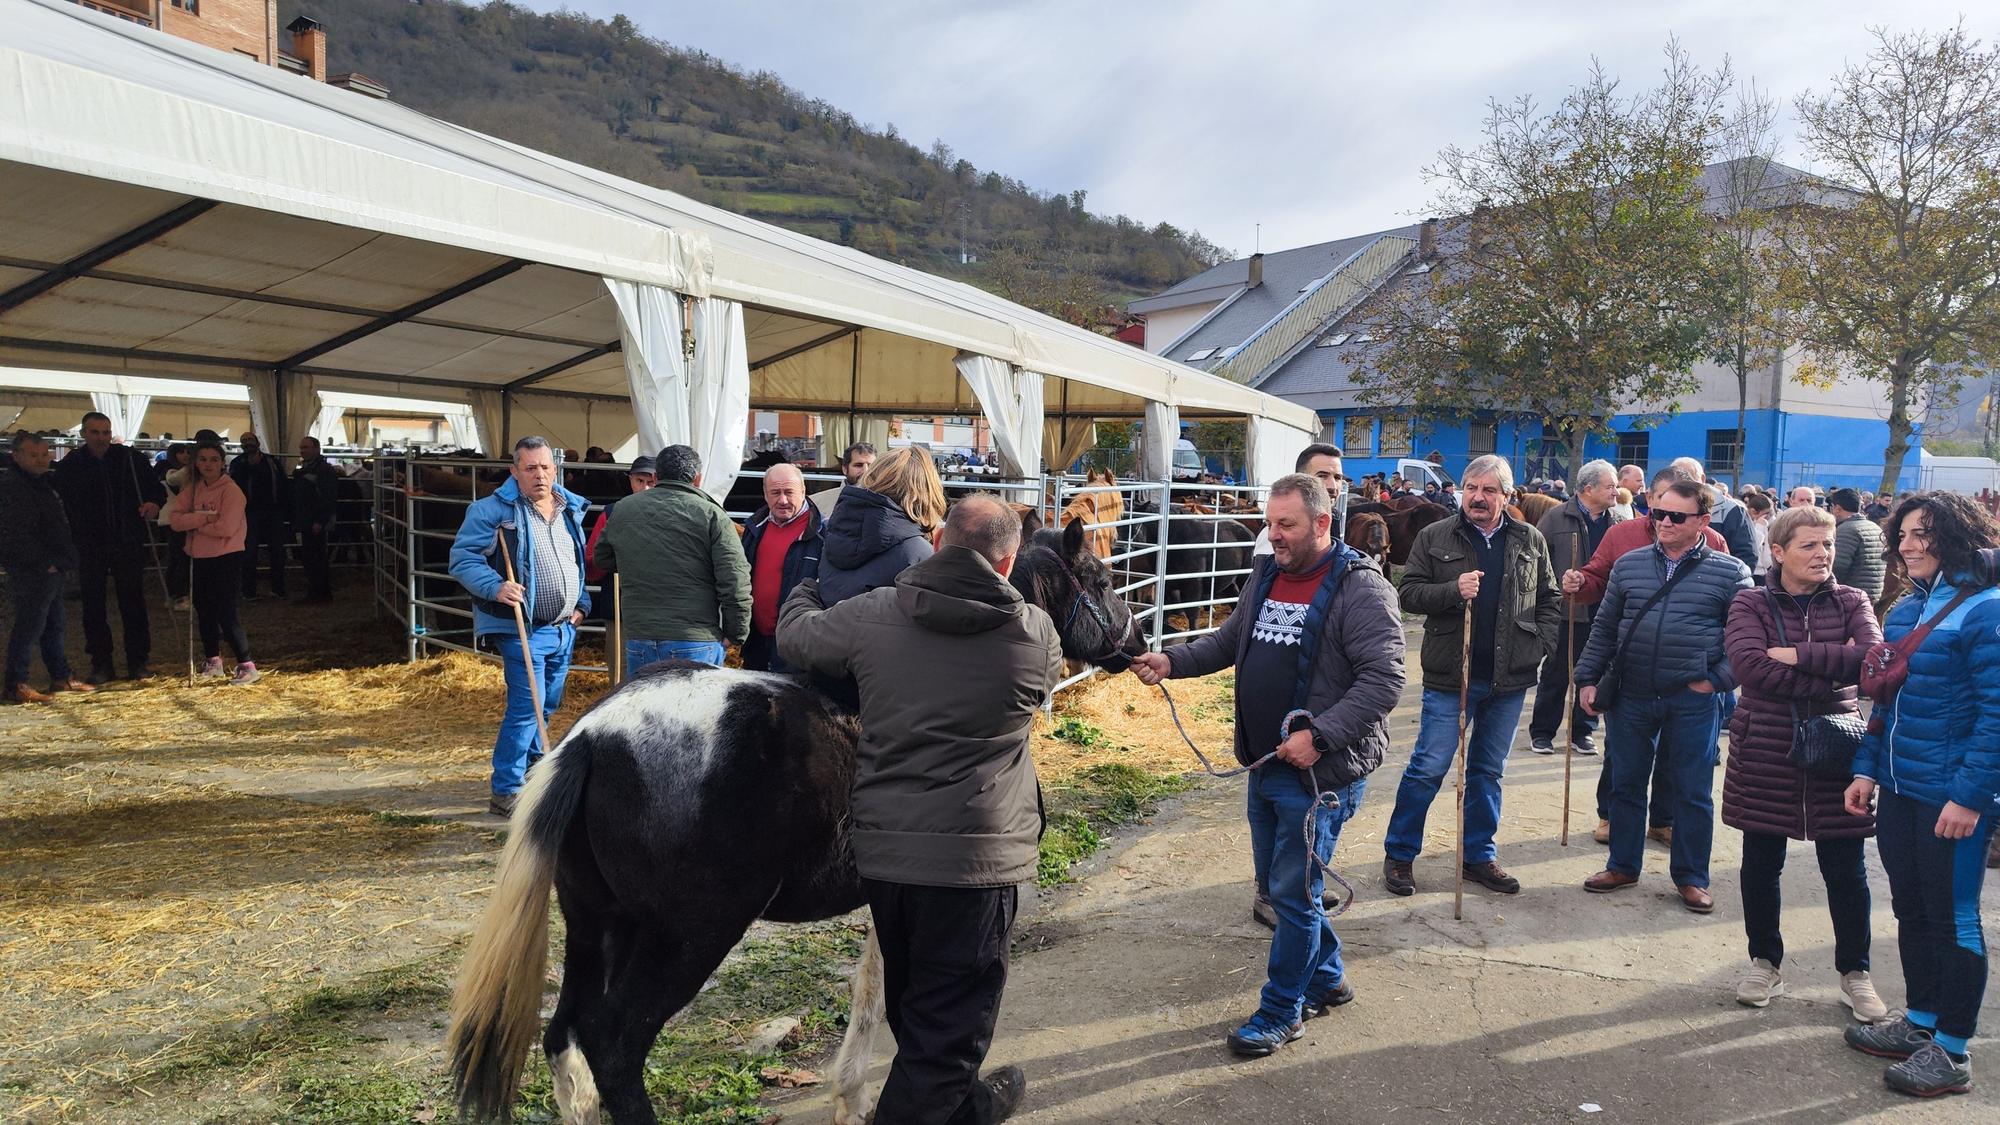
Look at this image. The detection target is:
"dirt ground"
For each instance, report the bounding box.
[5,582,1997,1123]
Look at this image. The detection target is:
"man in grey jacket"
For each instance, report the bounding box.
[1828,487,1886,600]
[1131,473,1404,1059]
[1575,479,1752,912]
[779,494,1060,1125]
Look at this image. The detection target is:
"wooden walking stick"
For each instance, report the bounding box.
[1561,530,1580,846]
[1454,599,1473,921]
[494,530,555,760]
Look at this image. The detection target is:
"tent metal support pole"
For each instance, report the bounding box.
[275,259,531,370]
[748,326,857,372]
[0,199,217,313]
[504,340,621,391]
[500,390,513,451]
[847,332,860,437]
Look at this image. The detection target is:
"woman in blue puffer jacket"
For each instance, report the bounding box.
[811,446,948,708]
[1842,491,2000,1097]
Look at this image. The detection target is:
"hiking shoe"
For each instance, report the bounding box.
[1735,959,1784,1007]
[1225,1014,1303,1058]
[1884,1043,1972,1098]
[1530,737,1556,755]
[1593,819,1611,845]
[1251,891,1276,930]
[230,662,260,686]
[488,792,518,818]
[1573,734,1599,756]
[1462,861,1521,895]
[1842,971,1889,1023]
[196,657,226,679]
[979,1064,1028,1121]
[1301,981,1355,1019]
[1383,858,1414,897]
[1846,1014,1933,1060]
[1648,825,1674,846]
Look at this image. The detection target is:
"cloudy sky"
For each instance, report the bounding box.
[532,1,1976,257]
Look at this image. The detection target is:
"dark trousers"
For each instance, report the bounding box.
[191,552,251,663]
[241,512,288,596]
[741,631,790,673]
[76,546,149,674]
[1739,831,1870,973]
[865,880,1017,1125]
[5,567,71,689]
[297,526,332,599]
[1530,618,1599,744]
[164,530,189,598]
[1604,687,1719,886]
[1877,789,1993,1043]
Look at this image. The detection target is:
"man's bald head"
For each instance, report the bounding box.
[762,462,806,523]
[942,493,1022,569]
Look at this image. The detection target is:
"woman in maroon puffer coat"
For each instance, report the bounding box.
[1722,504,1884,1020]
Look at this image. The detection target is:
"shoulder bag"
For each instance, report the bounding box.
[1858,586,1976,705]
[1762,588,1866,781]
[1591,553,1698,710]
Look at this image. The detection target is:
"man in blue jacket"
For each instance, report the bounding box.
[449,436,591,817]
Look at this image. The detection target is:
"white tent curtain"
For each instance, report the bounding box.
[468,389,506,458]
[280,372,319,454]
[605,278,751,504]
[88,391,150,440]
[1246,414,1313,486]
[245,370,278,445]
[822,413,894,461]
[1042,418,1097,475]
[311,402,348,445]
[1139,400,1180,481]
[954,352,1044,478]
[444,407,477,451]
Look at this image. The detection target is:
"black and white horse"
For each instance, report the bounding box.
[447,519,1144,1124]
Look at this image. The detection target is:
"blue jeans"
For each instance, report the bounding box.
[1247,768,1366,1025]
[492,622,574,796]
[1605,686,1721,886]
[1384,683,1528,865]
[626,638,726,672]
[5,567,71,690]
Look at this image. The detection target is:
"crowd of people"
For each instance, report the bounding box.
[0,415,366,701]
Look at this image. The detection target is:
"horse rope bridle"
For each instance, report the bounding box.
[1030,545,1137,672]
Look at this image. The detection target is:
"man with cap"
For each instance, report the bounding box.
[584,454,656,583]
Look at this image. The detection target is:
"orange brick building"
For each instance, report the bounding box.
[73,1,277,64]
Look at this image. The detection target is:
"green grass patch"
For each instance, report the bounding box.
[1047,714,1109,747]
[367,809,439,828]
[1037,763,1192,886]
[738,191,857,215]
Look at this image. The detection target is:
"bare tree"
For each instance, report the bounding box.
[1355,44,1731,484]
[1772,23,2000,493]
[1704,81,1791,491]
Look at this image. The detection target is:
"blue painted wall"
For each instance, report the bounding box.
[1324,407,1922,492]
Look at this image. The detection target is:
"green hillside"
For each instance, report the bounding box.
[279,0,1229,324]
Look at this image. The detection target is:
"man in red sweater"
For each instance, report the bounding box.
[741,462,823,672]
[1561,467,1728,845]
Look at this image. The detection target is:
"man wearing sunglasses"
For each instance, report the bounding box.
[1572,480,1752,911]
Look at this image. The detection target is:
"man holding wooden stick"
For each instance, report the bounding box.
[449,436,591,818]
[1383,455,1561,900]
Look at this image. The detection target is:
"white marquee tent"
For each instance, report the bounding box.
[0,0,1313,498]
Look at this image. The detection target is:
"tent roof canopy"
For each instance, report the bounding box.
[0,0,1313,429]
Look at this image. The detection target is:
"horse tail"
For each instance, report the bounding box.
[447,734,593,1123]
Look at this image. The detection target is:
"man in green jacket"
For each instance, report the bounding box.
[596,445,751,669]
[1383,454,1561,898]
[778,494,1062,1125]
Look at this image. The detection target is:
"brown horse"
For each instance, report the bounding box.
[1059,469,1124,559]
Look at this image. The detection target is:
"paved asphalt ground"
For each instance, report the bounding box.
[781,654,1999,1124]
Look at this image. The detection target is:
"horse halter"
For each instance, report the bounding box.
[1032,546,1136,672]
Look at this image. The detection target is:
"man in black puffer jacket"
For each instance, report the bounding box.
[2,433,93,702]
[1575,479,1752,912]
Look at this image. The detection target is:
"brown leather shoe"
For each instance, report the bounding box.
[1462,861,1521,894]
[52,679,97,694]
[1584,869,1640,893]
[1677,884,1714,913]
[5,685,53,704]
[1593,819,1611,845]
[1647,825,1674,846]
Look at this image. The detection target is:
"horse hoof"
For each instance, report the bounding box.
[833,1095,872,1125]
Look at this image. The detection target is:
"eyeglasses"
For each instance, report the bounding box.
[1649,509,1700,525]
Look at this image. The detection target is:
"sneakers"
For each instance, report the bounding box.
[1841,971,1889,1023]
[1884,1043,1972,1097]
[1383,858,1414,897]
[1735,959,1785,1007]
[978,1064,1028,1120]
[1573,734,1599,756]
[196,657,226,679]
[1225,1014,1303,1057]
[1845,1014,1934,1060]
[1462,861,1521,895]
[230,662,261,686]
[1593,819,1611,845]
[1301,980,1355,1019]
[1530,737,1556,755]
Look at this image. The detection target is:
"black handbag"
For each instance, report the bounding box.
[1763,588,1867,781]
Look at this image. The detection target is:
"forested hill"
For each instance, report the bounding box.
[277,0,1229,324]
